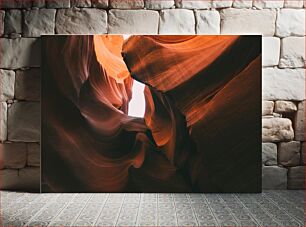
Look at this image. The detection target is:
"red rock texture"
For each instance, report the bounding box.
[124,35,262,192]
[42,35,261,192]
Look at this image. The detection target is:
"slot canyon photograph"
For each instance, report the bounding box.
[41,35,262,193]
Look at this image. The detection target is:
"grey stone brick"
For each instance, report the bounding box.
[8,102,40,142]
[294,101,305,141]
[288,166,304,189]
[263,68,305,101]
[108,10,159,34]
[220,8,276,36]
[15,68,41,101]
[27,143,40,167]
[0,142,27,169]
[195,10,220,34]
[278,141,301,167]
[0,38,41,69]
[0,10,4,35]
[0,69,15,101]
[4,9,22,34]
[0,167,40,192]
[262,118,294,142]
[262,166,287,189]
[159,9,195,34]
[145,0,174,9]
[23,9,56,37]
[0,102,7,142]
[91,0,108,8]
[262,143,277,166]
[0,0,32,9]
[32,0,46,8]
[71,0,91,7]
[110,0,144,8]
[56,8,107,34]
[46,0,70,8]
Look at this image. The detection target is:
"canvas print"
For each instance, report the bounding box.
[42,35,261,193]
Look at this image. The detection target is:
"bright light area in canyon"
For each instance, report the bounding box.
[123,35,146,118]
[128,80,146,118]
[123,34,131,40]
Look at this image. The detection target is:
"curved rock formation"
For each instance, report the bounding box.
[42,35,261,192]
[123,35,262,192]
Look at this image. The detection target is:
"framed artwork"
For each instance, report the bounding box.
[41,35,261,192]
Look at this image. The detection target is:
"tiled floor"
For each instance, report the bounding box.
[1,190,304,226]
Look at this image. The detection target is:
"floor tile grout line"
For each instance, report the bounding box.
[22,193,41,205]
[187,194,199,226]
[73,196,100,225]
[237,193,280,226]
[278,191,304,206]
[262,192,296,226]
[156,193,159,226]
[133,194,141,227]
[157,193,177,223]
[47,194,78,226]
[216,194,241,226]
[143,193,158,226]
[137,193,154,226]
[261,192,304,225]
[267,191,304,212]
[172,194,179,227]
[114,193,125,226]
[156,193,158,226]
[13,193,34,206]
[201,194,220,226]
[128,192,141,225]
[70,194,93,226]
[135,194,143,226]
[7,197,44,226]
[10,193,27,204]
[93,193,110,226]
[136,194,145,226]
[22,197,46,222]
[189,195,211,226]
[23,194,61,226]
[11,193,26,204]
[233,194,263,226]
[252,197,283,226]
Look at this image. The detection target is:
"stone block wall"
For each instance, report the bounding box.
[0,0,305,191]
